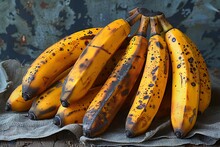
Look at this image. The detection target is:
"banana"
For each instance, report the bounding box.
[122,67,144,111]
[60,8,143,107]
[82,15,149,137]
[27,46,127,120]
[92,39,130,87]
[184,35,211,114]
[5,84,34,112]
[53,86,101,127]
[154,78,171,120]
[154,65,172,120]
[22,27,102,101]
[125,16,169,137]
[28,78,64,120]
[158,13,200,138]
[5,66,73,112]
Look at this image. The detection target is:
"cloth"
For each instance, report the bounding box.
[80,67,220,146]
[0,59,220,146]
[0,60,83,141]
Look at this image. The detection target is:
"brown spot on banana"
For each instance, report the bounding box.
[90,45,112,55]
[79,34,96,40]
[188,57,194,63]
[121,88,130,96]
[126,115,135,125]
[136,103,146,109]
[155,41,164,49]
[191,82,196,87]
[188,108,197,124]
[144,95,150,99]
[151,66,159,75]
[148,83,154,87]
[172,37,176,42]
[84,40,89,46]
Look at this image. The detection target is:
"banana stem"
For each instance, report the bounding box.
[157,13,173,32]
[136,15,149,37]
[128,7,138,16]
[149,16,160,36]
[126,8,145,26]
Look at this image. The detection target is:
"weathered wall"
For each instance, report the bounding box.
[0,0,219,68]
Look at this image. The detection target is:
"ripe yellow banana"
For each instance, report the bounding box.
[5,66,73,112]
[125,16,169,137]
[184,35,211,114]
[5,84,34,112]
[83,15,149,137]
[60,8,143,107]
[53,86,101,127]
[22,27,102,101]
[158,13,200,138]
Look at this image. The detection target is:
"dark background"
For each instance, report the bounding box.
[0,0,219,68]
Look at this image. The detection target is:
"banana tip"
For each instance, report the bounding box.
[22,92,31,101]
[174,130,184,138]
[61,101,70,107]
[28,111,37,120]
[5,102,11,111]
[125,130,135,138]
[83,129,93,138]
[53,115,62,127]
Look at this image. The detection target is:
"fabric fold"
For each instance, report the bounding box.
[0,59,220,146]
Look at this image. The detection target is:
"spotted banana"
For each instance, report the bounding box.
[83,15,149,137]
[53,86,101,127]
[28,78,64,120]
[158,13,200,138]
[60,8,143,107]
[22,27,102,101]
[184,35,211,114]
[27,47,127,120]
[125,16,169,137]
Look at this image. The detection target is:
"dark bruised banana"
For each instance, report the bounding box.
[82,15,149,137]
[92,39,131,87]
[22,27,102,101]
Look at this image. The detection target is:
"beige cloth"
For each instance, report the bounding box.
[0,59,220,146]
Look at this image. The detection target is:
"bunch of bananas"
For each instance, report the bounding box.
[5,7,211,139]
